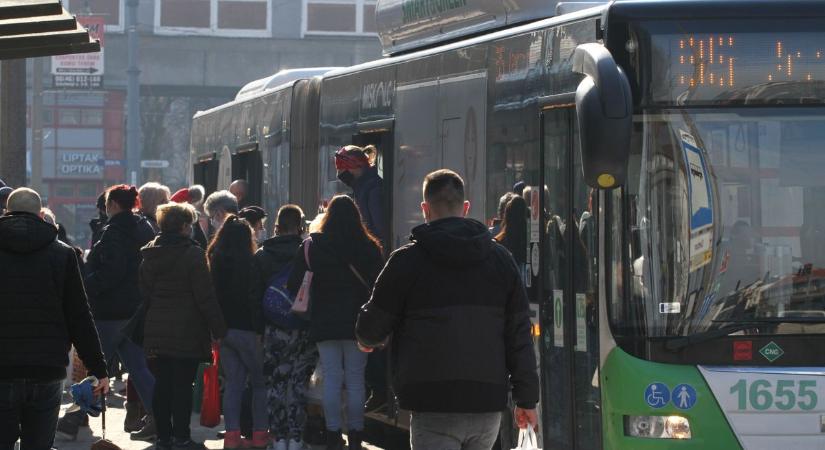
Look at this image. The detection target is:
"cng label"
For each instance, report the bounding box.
[759,341,784,362]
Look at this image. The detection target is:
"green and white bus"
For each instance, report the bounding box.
[191,0,825,447]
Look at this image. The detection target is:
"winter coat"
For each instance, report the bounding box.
[210,249,263,334]
[287,232,383,342]
[0,212,107,381]
[356,217,539,413]
[140,233,227,360]
[85,211,155,321]
[352,166,385,240]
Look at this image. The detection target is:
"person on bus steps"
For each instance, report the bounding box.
[333,145,389,413]
[495,195,528,268]
[287,195,384,450]
[59,185,157,440]
[207,215,268,449]
[254,205,319,450]
[356,169,539,450]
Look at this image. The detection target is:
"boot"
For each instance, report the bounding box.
[124,400,145,432]
[55,409,85,440]
[130,415,157,441]
[325,430,344,450]
[347,430,363,450]
[250,431,269,449]
[224,431,243,450]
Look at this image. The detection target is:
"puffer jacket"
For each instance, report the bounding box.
[287,232,383,342]
[85,211,155,321]
[0,212,107,381]
[140,233,227,360]
[356,217,539,413]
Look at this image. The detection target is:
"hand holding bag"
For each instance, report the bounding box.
[291,238,313,316]
[199,342,221,428]
[511,427,541,450]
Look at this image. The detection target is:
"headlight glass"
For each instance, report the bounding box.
[625,415,692,439]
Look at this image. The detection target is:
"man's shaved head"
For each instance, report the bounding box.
[6,188,42,215]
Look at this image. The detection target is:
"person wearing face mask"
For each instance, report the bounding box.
[203,190,239,239]
[334,145,386,243]
[239,206,268,245]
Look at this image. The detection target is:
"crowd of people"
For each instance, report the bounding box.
[0,145,539,450]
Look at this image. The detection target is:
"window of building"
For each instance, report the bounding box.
[59,109,82,126]
[303,0,377,36]
[81,109,104,126]
[55,184,75,197]
[68,0,124,32]
[155,0,270,37]
[78,183,100,198]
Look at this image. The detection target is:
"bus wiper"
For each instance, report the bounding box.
[664,317,825,351]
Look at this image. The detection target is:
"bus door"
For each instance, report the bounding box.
[538,104,601,450]
[231,142,263,206]
[193,152,220,196]
[353,119,394,250]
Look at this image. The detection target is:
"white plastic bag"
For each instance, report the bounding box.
[511,427,541,450]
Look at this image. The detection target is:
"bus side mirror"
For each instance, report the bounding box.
[572,43,633,189]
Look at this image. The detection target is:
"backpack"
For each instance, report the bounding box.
[262,262,307,330]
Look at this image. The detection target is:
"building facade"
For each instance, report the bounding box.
[28,0,382,246]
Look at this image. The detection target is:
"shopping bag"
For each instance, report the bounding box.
[511,427,541,450]
[199,342,221,428]
[291,238,313,317]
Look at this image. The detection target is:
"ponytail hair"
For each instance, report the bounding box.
[106,184,141,211]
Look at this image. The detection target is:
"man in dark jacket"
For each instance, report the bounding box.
[0,188,109,449]
[356,169,539,449]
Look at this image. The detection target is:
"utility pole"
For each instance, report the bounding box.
[31,58,44,195]
[126,0,141,187]
[0,59,27,188]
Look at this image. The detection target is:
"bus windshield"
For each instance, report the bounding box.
[623,107,825,338]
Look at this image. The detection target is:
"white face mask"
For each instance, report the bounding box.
[256,228,268,243]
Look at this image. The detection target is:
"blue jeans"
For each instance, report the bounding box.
[221,329,267,432]
[316,340,368,431]
[96,319,155,412]
[410,412,502,450]
[0,379,62,450]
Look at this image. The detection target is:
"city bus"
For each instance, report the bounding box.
[190,1,825,448]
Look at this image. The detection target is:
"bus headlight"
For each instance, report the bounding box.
[624,415,692,439]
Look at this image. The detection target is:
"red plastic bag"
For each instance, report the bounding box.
[200,342,221,428]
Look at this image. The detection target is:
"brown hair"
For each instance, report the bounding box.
[156,202,196,234]
[423,169,465,212]
[318,195,382,253]
[106,184,140,211]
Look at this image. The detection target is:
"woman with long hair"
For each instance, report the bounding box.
[287,195,384,450]
[206,216,267,449]
[495,195,528,266]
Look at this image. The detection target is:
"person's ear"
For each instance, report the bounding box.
[421,202,430,223]
[462,201,471,217]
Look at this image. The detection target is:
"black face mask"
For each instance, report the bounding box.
[337,170,355,187]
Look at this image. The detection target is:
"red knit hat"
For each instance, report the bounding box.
[334,147,369,171]
[170,188,190,203]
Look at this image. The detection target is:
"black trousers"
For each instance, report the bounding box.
[0,379,62,450]
[152,357,199,441]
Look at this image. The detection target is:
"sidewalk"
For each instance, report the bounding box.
[53,380,382,450]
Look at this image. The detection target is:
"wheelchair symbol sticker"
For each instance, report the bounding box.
[672,384,697,410]
[644,382,671,409]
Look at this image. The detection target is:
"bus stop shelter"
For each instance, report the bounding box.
[0,0,101,187]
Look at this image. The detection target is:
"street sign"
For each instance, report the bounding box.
[140,160,170,169]
[52,16,104,88]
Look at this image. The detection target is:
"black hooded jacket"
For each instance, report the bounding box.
[287,232,384,342]
[356,217,539,413]
[85,211,156,320]
[255,234,303,288]
[0,212,107,381]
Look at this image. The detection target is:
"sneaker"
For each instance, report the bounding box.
[224,430,243,450]
[155,439,174,450]
[130,415,157,441]
[124,400,145,432]
[269,439,287,450]
[173,439,208,450]
[287,439,304,450]
[251,431,269,449]
[55,409,85,440]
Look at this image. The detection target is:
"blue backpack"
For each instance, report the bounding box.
[262,262,307,330]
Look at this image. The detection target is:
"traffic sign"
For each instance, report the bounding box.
[141,160,170,169]
[52,16,104,88]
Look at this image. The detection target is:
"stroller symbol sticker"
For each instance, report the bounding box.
[644,383,670,409]
[672,384,697,410]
